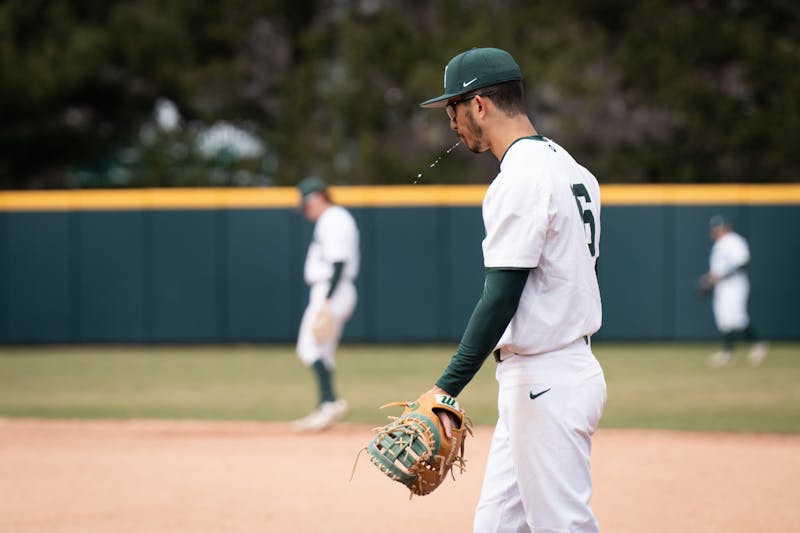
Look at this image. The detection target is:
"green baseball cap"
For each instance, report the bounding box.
[419,47,522,108]
[297,176,327,204]
[709,214,730,229]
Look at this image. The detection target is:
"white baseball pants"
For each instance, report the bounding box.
[474,339,606,533]
[296,280,357,367]
[712,275,750,333]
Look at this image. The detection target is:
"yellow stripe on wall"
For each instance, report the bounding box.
[0,188,298,211]
[600,184,800,205]
[1,184,799,211]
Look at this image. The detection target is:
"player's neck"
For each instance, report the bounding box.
[489,115,537,161]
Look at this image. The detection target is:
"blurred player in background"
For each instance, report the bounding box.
[700,215,768,368]
[419,47,606,532]
[292,176,360,431]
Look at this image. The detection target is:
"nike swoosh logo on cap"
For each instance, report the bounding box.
[462,77,478,88]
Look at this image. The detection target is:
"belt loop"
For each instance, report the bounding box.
[493,349,502,363]
[583,335,589,345]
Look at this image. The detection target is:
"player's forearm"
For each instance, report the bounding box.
[436,268,529,396]
[326,261,345,299]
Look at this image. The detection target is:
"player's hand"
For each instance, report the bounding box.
[312,303,335,342]
[697,272,719,295]
[429,385,457,439]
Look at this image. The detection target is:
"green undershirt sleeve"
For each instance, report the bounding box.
[435,268,530,397]
[326,261,345,299]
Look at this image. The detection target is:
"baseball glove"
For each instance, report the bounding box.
[697,273,715,297]
[312,304,335,342]
[363,390,471,496]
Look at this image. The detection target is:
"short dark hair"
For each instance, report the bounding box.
[467,80,526,117]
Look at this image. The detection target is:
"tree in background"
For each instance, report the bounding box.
[0,0,798,188]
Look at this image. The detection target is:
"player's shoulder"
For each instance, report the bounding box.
[501,136,556,167]
[576,163,601,195]
[497,137,555,183]
[504,136,588,174]
[727,231,749,248]
[321,204,351,219]
[503,137,595,182]
[319,205,357,230]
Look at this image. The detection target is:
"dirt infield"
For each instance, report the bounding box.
[1,418,797,532]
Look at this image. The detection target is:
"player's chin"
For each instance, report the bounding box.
[464,140,488,154]
[458,135,475,151]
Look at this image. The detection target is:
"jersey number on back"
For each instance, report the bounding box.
[571,183,597,257]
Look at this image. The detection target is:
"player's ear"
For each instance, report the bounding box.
[474,95,489,118]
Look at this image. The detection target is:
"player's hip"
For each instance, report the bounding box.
[495,336,604,386]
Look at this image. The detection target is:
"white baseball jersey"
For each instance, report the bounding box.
[297,204,360,366]
[475,135,606,533]
[303,205,360,285]
[710,231,750,332]
[484,136,602,356]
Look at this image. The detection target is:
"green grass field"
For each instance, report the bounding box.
[0,342,798,432]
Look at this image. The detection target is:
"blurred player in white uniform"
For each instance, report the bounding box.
[701,215,767,368]
[419,48,606,532]
[293,176,360,431]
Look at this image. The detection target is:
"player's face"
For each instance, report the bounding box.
[710,225,728,241]
[302,194,326,221]
[446,100,489,154]
[461,110,487,153]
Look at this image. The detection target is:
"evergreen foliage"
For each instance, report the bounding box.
[1,0,798,187]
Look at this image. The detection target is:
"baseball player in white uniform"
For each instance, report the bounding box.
[701,215,768,367]
[292,176,360,431]
[419,48,606,532]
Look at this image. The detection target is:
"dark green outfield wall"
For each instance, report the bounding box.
[1,204,797,343]
[599,205,799,340]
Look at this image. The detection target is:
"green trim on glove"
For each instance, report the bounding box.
[367,413,442,486]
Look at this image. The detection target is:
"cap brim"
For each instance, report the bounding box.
[421,71,523,108]
[300,191,319,204]
[419,93,459,108]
